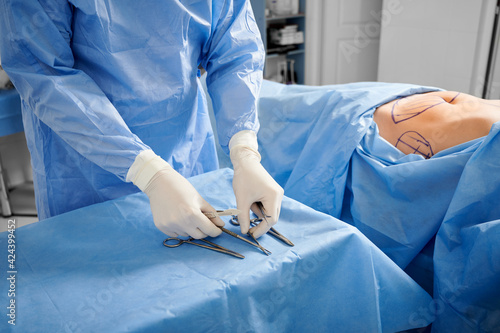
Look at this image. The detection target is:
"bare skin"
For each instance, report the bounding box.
[373,91,500,158]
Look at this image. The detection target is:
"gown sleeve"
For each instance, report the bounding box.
[0,0,150,181]
[201,0,265,154]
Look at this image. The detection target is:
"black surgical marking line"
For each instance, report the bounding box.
[395,131,434,159]
[449,92,461,103]
[391,97,446,124]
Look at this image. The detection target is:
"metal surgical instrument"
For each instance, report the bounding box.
[255,202,294,246]
[218,226,271,256]
[229,203,295,247]
[204,209,272,256]
[247,230,272,255]
[203,209,241,219]
[163,237,245,259]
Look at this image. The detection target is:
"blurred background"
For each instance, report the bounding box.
[254,0,500,97]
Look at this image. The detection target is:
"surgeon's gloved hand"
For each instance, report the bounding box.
[127,150,224,239]
[230,130,284,238]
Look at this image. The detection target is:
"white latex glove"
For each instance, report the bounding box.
[127,150,224,239]
[230,130,284,238]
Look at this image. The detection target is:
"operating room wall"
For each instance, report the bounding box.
[305,0,384,85]
[377,0,496,96]
[305,0,498,95]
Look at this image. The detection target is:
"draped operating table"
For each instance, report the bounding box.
[0,168,433,332]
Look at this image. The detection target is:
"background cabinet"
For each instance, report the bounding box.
[250,0,307,84]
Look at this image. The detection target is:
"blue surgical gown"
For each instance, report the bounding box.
[0,0,264,219]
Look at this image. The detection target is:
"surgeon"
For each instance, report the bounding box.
[0,0,283,239]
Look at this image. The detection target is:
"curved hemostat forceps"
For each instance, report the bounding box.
[163,237,245,259]
[205,209,272,256]
[230,202,295,247]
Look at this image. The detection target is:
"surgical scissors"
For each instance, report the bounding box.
[162,208,272,258]
[163,237,245,259]
[204,209,272,256]
[203,209,241,219]
[219,225,271,256]
[230,203,295,247]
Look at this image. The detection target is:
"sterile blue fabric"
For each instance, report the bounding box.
[0,89,23,136]
[0,169,433,332]
[255,80,500,332]
[347,125,483,268]
[0,0,263,219]
[432,122,500,332]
